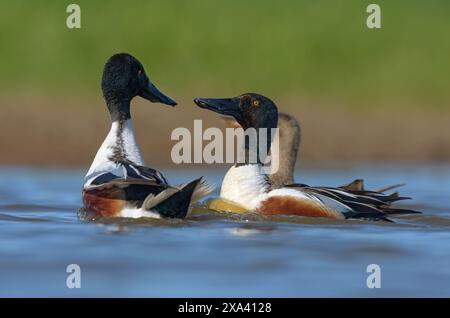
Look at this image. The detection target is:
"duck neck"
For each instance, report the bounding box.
[85,101,144,177]
[269,115,301,186]
[105,98,144,163]
[107,97,131,122]
[108,117,143,163]
[236,127,274,167]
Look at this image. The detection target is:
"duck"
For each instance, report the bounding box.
[82,53,213,219]
[219,113,399,191]
[207,112,405,214]
[194,93,420,221]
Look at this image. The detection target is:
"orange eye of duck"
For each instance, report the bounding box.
[252,100,260,107]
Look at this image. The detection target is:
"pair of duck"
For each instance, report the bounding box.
[82,53,420,221]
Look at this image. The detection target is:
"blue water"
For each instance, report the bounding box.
[0,165,449,297]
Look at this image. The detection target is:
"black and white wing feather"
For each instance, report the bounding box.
[84,160,169,190]
[285,179,421,221]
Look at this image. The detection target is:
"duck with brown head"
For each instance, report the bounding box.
[82,53,213,220]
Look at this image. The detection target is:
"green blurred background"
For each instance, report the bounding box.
[2,0,450,105]
[0,0,449,166]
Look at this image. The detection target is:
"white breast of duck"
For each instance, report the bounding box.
[220,164,341,218]
[220,164,268,210]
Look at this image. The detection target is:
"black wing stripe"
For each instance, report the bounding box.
[90,172,120,185]
[302,187,385,207]
[120,162,168,184]
[304,188,387,214]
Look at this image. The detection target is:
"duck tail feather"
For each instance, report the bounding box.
[146,178,203,218]
[376,183,406,193]
[339,179,365,191]
[380,207,422,215]
[191,178,216,203]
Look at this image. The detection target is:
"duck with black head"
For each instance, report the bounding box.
[82,53,213,219]
[211,110,403,212]
[195,93,420,221]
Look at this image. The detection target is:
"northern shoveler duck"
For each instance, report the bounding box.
[83,53,213,219]
[195,93,421,221]
[220,113,400,191]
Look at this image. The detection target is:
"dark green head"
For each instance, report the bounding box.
[101,53,177,120]
[194,93,278,131]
